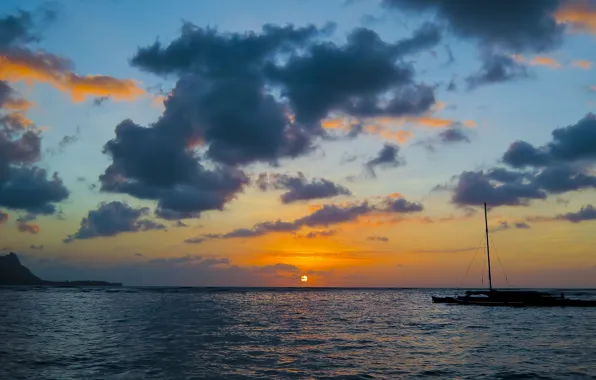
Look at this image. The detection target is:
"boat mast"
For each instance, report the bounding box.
[484,202,493,290]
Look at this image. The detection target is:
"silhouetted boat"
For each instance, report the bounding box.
[432,203,596,307]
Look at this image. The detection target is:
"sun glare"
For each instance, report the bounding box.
[301,275,308,282]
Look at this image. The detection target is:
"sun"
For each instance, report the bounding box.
[301,275,308,283]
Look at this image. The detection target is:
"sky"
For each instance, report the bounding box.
[1,0,596,287]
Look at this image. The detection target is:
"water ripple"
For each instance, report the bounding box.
[0,287,595,379]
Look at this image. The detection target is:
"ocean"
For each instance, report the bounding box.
[1,287,595,379]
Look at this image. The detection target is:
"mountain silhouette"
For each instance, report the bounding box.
[0,252,121,286]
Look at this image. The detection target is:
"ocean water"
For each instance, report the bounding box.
[1,287,595,380]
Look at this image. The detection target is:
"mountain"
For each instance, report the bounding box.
[0,252,43,285]
[0,252,121,286]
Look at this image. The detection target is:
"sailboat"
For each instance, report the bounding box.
[432,203,596,307]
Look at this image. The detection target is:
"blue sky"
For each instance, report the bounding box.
[1,0,595,287]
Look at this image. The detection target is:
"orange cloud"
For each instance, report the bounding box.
[17,221,40,234]
[364,125,413,143]
[414,117,453,128]
[572,60,593,70]
[2,112,35,129]
[3,98,34,111]
[512,54,561,69]
[555,0,596,34]
[308,204,323,212]
[0,53,145,103]
[462,120,476,128]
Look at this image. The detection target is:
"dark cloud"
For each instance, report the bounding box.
[266,25,438,124]
[107,22,440,218]
[17,220,40,234]
[0,18,70,217]
[503,113,596,168]
[148,255,204,265]
[0,10,39,49]
[491,221,532,232]
[466,53,530,90]
[131,23,330,76]
[184,237,205,244]
[257,172,351,203]
[29,244,44,250]
[100,119,249,219]
[417,125,471,151]
[382,0,564,53]
[365,144,405,177]
[380,197,424,213]
[0,210,7,224]
[255,263,300,274]
[64,201,167,243]
[298,229,338,239]
[0,167,69,215]
[201,195,423,241]
[92,96,109,106]
[449,114,596,208]
[556,204,596,223]
[129,22,437,166]
[58,129,80,149]
[451,170,547,207]
[438,127,471,143]
[367,235,389,242]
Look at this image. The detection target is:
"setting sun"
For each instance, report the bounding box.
[301,275,308,282]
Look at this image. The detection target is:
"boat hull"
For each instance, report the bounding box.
[431,295,596,307]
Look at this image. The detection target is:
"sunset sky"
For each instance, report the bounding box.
[1,0,596,287]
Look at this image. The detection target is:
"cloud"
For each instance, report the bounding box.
[367,235,389,242]
[417,125,471,151]
[413,247,476,254]
[297,229,338,239]
[438,126,471,143]
[556,204,596,223]
[365,144,405,177]
[0,167,69,215]
[0,210,7,224]
[447,113,596,208]
[267,23,440,124]
[491,221,532,232]
[128,22,438,169]
[201,195,423,241]
[17,220,39,234]
[572,60,593,69]
[466,53,530,90]
[23,255,310,286]
[0,9,144,104]
[92,96,109,106]
[0,8,51,50]
[184,237,205,244]
[0,52,145,103]
[29,244,44,250]
[64,201,167,243]
[511,54,562,69]
[382,0,564,53]
[503,113,596,168]
[99,119,249,220]
[554,0,596,34]
[256,172,351,203]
